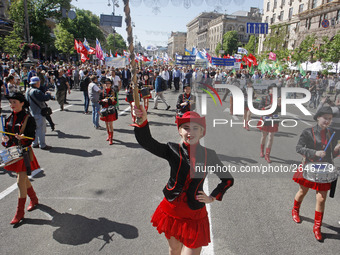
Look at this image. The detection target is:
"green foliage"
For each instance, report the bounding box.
[244,35,258,55]
[106,33,127,54]
[215,42,223,56]
[54,24,74,55]
[263,24,287,51]
[2,31,24,58]
[323,31,340,64]
[291,34,317,64]
[222,31,238,55]
[60,9,105,46]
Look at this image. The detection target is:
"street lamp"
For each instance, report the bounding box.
[108,0,119,51]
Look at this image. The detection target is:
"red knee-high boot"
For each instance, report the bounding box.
[10,198,26,224]
[265,148,272,163]
[27,186,39,211]
[313,211,324,241]
[260,144,265,158]
[109,132,113,145]
[292,200,302,223]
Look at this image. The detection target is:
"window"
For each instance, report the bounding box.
[265,16,269,23]
[281,0,285,6]
[308,18,312,30]
[299,4,304,13]
[239,25,245,32]
[273,13,276,22]
[289,7,293,20]
[312,0,318,9]
[296,22,300,32]
[319,15,323,27]
[274,0,277,9]
[267,2,270,12]
[280,11,284,21]
[337,10,340,22]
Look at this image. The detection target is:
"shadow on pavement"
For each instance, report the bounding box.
[300,215,340,240]
[23,204,139,249]
[45,130,91,139]
[112,139,141,149]
[0,168,17,178]
[217,154,258,165]
[114,128,135,135]
[49,147,102,157]
[148,121,176,127]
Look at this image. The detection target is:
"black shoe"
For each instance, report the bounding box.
[41,145,52,150]
[32,144,39,148]
[153,107,158,109]
[51,124,55,131]
[166,105,171,110]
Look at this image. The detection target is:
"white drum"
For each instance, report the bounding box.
[303,163,338,183]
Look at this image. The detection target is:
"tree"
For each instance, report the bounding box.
[323,31,340,64]
[106,33,127,54]
[215,42,223,56]
[54,24,74,57]
[60,9,106,46]
[3,31,25,58]
[291,34,317,64]
[244,35,258,55]
[222,31,238,55]
[263,24,288,51]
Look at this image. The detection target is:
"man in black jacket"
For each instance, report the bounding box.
[80,70,91,114]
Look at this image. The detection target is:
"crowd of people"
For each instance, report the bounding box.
[1,55,340,253]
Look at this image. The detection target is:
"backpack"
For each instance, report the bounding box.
[161,77,167,91]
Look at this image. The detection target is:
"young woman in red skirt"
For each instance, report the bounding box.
[99,79,118,145]
[257,85,281,163]
[292,106,340,241]
[242,79,256,131]
[2,92,40,224]
[132,107,234,255]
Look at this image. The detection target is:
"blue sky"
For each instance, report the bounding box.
[71,0,263,48]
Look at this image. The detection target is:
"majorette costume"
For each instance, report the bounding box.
[2,92,40,224]
[138,79,152,112]
[292,106,339,241]
[176,88,196,117]
[133,111,234,248]
[257,89,281,163]
[99,86,118,145]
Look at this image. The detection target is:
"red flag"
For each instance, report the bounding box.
[247,54,258,66]
[74,39,79,52]
[143,56,150,62]
[81,53,89,63]
[78,41,88,56]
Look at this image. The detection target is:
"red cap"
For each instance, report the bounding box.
[176,111,206,136]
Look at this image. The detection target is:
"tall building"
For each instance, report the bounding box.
[0,0,13,36]
[186,12,221,51]
[186,8,262,55]
[259,0,340,53]
[168,31,187,58]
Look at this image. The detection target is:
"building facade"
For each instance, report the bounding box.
[259,0,340,53]
[187,8,261,55]
[168,31,187,58]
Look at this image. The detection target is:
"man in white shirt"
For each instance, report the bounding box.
[88,75,102,129]
[109,69,122,109]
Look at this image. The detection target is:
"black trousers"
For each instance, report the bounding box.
[174,77,180,91]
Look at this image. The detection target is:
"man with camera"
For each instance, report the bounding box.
[26,76,53,150]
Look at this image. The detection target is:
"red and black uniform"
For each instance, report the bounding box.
[134,122,234,248]
[293,125,339,191]
[176,93,196,116]
[257,94,281,133]
[2,110,39,173]
[99,88,117,122]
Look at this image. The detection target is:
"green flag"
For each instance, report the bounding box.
[298,63,306,76]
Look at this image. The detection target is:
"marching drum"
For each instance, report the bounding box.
[0,146,23,168]
[140,87,150,98]
[126,91,134,103]
[303,163,338,183]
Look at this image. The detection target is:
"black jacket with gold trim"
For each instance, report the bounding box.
[134,122,234,210]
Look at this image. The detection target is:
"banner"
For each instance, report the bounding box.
[195,59,208,68]
[105,57,127,68]
[234,54,242,60]
[211,57,235,66]
[237,47,248,55]
[176,55,196,65]
[269,52,277,61]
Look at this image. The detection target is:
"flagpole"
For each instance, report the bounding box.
[123,0,142,125]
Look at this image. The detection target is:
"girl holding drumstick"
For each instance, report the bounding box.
[2,92,40,224]
[292,106,340,241]
[132,106,234,255]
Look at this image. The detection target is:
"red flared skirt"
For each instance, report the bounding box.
[151,196,210,249]
[257,120,279,133]
[100,113,117,122]
[4,149,40,173]
[292,165,331,191]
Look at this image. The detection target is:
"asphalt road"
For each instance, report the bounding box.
[0,87,339,255]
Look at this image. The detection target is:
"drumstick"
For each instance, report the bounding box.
[319,131,336,161]
[1,115,7,146]
[0,130,34,140]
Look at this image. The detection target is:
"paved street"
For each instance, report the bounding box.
[0,88,339,255]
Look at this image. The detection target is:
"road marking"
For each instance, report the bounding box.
[52,104,74,113]
[286,112,312,126]
[0,168,42,200]
[118,106,131,116]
